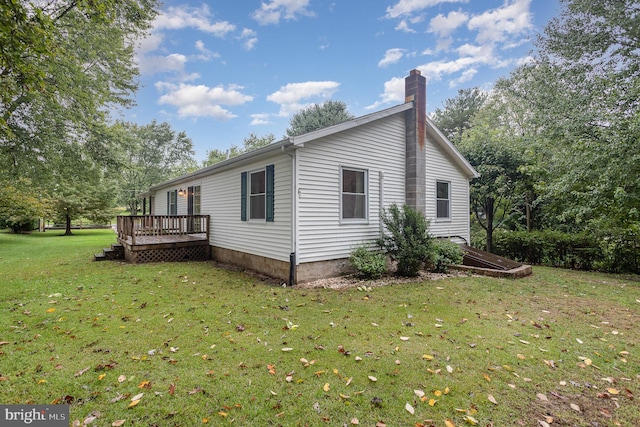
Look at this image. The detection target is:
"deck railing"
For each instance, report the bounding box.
[117,215,210,245]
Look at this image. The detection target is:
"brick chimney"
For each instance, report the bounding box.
[405,69,427,214]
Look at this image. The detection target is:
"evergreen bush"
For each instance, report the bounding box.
[431,239,464,273]
[377,204,433,277]
[349,245,387,280]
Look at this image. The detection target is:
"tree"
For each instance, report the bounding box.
[113,120,196,214]
[0,179,52,233]
[432,88,487,144]
[203,132,275,167]
[1,0,158,139]
[286,100,354,137]
[52,165,117,235]
[501,0,640,232]
[1,0,159,222]
[458,102,527,253]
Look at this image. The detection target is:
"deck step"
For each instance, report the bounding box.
[94,244,125,261]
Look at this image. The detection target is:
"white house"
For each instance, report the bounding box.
[139,70,479,284]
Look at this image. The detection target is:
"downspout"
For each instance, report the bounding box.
[282,145,298,286]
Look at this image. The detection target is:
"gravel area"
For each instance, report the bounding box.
[294,270,468,290]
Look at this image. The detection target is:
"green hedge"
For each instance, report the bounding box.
[492,230,639,273]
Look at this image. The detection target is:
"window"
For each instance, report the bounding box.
[436,181,450,219]
[241,165,274,222]
[167,190,177,215]
[341,168,367,220]
[193,186,201,215]
[250,170,266,220]
[188,186,201,215]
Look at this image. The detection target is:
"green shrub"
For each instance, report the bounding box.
[349,245,387,279]
[493,230,603,270]
[431,239,464,273]
[377,204,433,277]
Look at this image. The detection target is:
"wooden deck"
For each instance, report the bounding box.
[118,232,208,246]
[116,215,211,263]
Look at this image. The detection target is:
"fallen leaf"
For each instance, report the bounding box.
[464,415,478,425]
[445,420,456,427]
[98,374,106,381]
[536,393,548,401]
[351,418,359,425]
[570,403,581,412]
[46,308,56,313]
[281,348,293,352]
[368,376,377,382]
[323,383,330,392]
[422,354,434,360]
[576,338,583,344]
[428,398,437,406]
[607,388,620,395]
[434,390,442,397]
[131,393,143,402]
[446,365,454,373]
[483,373,491,382]
[400,336,410,341]
[405,402,415,415]
[127,400,140,408]
[414,390,425,398]
[517,354,526,360]
[111,420,125,427]
[117,375,126,383]
[488,394,498,405]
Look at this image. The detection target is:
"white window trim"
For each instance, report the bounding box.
[340,166,369,224]
[436,180,451,221]
[249,168,267,221]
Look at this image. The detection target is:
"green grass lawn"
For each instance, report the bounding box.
[1,229,638,426]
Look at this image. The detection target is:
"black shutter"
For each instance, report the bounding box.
[240,172,247,221]
[266,165,274,222]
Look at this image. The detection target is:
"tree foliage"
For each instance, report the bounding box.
[203,132,275,167]
[286,100,354,137]
[112,121,196,214]
[0,179,52,233]
[432,88,487,144]
[1,0,158,138]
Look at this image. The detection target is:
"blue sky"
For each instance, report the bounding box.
[124,0,560,161]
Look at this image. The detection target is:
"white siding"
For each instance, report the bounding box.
[152,152,293,263]
[296,114,406,263]
[425,135,471,243]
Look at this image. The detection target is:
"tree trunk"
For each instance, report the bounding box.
[485,198,495,253]
[63,213,73,235]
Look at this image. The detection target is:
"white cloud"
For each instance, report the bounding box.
[395,19,416,33]
[468,0,532,44]
[385,0,468,19]
[154,5,236,37]
[156,83,254,120]
[448,68,477,88]
[194,40,219,61]
[365,77,405,110]
[137,52,188,76]
[428,10,468,38]
[252,0,314,25]
[239,28,258,50]
[250,113,273,126]
[267,81,340,116]
[378,48,406,67]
